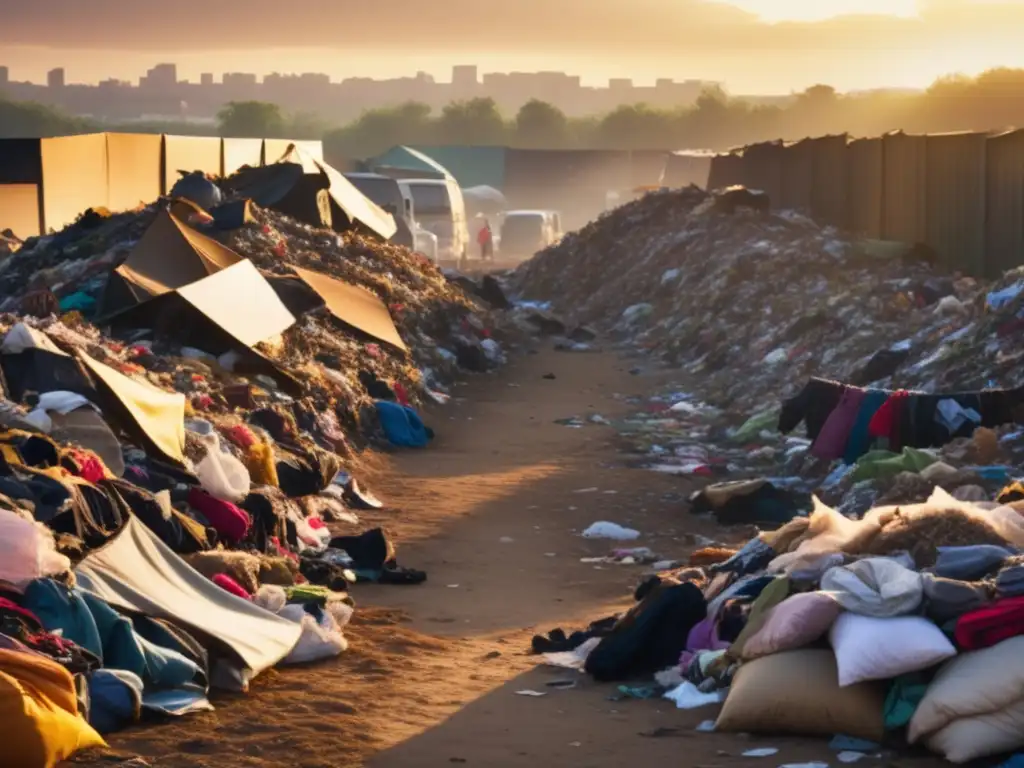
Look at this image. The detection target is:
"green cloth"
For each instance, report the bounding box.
[850,447,938,483]
[283,584,331,605]
[727,576,791,659]
[733,409,781,443]
[884,674,929,730]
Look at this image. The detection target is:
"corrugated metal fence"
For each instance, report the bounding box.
[706,129,1024,278]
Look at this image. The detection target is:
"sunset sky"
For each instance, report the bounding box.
[1,0,1022,93]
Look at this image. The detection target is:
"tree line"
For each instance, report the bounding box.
[5,68,1024,159]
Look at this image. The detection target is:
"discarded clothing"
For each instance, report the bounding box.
[689,479,804,528]
[955,596,1024,650]
[374,401,433,448]
[820,558,924,617]
[844,389,889,464]
[921,574,992,624]
[932,545,1014,581]
[187,488,251,545]
[812,387,866,461]
[778,378,845,440]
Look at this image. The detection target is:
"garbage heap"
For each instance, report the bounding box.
[522,189,1024,764]
[0,194,508,764]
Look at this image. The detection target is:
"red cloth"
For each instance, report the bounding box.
[477,226,492,245]
[393,381,410,406]
[868,390,909,444]
[223,425,257,450]
[212,573,251,600]
[64,449,106,483]
[187,488,251,545]
[955,596,1024,650]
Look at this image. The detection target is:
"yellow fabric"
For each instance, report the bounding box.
[0,649,106,767]
[245,441,280,488]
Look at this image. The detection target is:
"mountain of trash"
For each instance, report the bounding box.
[513,186,1024,415]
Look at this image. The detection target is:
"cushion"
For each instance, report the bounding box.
[830,613,957,687]
[741,592,841,660]
[909,636,1024,743]
[820,557,923,617]
[925,698,1024,763]
[715,649,885,742]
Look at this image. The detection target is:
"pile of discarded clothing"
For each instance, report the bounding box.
[538,487,1024,763]
[0,172,510,763]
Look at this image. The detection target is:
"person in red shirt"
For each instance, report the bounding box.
[477,219,494,261]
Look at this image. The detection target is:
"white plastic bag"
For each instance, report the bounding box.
[279,604,348,663]
[192,430,250,503]
[0,509,71,586]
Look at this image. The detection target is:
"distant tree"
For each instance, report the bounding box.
[515,100,570,147]
[597,103,677,149]
[217,101,287,138]
[797,84,838,107]
[0,96,94,138]
[438,97,507,144]
[288,110,329,140]
[324,101,433,159]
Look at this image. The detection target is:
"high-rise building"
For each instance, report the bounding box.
[201,73,214,86]
[140,63,177,89]
[452,65,478,87]
[47,68,65,89]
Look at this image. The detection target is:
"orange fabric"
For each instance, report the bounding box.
[0,648,106,767]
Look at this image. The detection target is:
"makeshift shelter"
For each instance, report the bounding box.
[74,515,303,690]
[228,145,396,241]
[98,210,244,317]
[292,266,408,352]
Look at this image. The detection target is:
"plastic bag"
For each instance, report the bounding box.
[192,430,250,503]
[279,604,348,663]
[0,509,71,585]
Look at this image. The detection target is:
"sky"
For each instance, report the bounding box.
[2,0,1023,94]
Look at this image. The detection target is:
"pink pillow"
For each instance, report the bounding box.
[741,592,841,660]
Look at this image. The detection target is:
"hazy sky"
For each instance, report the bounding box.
[2,0,1023,93]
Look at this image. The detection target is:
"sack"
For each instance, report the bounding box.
[909,636,1024,744]
[924,699,1024,763]
[830,613,956,686]
[741,592,841,660]
[715,649,885,742]
[820,557,923,617]
[193,431,250,503]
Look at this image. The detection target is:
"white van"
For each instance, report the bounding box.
[499,210,563,260]
[398,178,469,263]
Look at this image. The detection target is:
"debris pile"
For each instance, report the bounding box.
[0,188,509,763]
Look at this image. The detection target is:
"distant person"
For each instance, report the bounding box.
[478,219,494,261]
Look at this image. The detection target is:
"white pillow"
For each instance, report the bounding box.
[830,613,956,687]
[925,697,1024,763]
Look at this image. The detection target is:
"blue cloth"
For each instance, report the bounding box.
[58,291,97,313]
[88,669,143,734]
[843,389,888,465]
[24,579,206,702]
[375,401,433,448]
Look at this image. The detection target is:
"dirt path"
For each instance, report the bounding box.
[77,348,939,768]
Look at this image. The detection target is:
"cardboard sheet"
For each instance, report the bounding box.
[176,260,296,348]
[0,184,41,239]
[292,265,407,352]
[75,516,301,690]
[162,136,222,194]
[40,134,109,233]
[106,133,162,213]
[100,210,243,315]
[78,352,186,465]
[223,138,263,176]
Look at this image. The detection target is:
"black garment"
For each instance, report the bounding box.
[689,480,804,529]
[48,480,130,549]
[778,378,845,439]
[584,581,707,682]
[275,446,341,498]
[107,479,210,554]
[329,528,395,571]
[241,487,299,554]
[531,616,617,654]
[479,275,511,310]
[299,556,351,591]
[908,393,984,447]
[359,370,396,401]
[850,348,911,387]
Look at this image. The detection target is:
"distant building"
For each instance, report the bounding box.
[452,65,478,87]
[223,72,258,87]
[201,73,214,86]
[47,68,65,89]
[0,66,8,87]
[140,63,177,89]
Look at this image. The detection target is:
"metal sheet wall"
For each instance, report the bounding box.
[882,132,928,244]
[810,134,848,227]
[0,184,42,238]
[780,140,813,213]
[925,131,987,273]
[162,135,223,193]
[742,142,784,203]
[707,153,744,191]
[985,129,1024,277]
[40,133,109,233]
[106,133,162,214]
[847,138,883,238]
[223,138,264,176]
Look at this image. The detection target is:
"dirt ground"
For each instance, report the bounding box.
[71,348,944,768]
